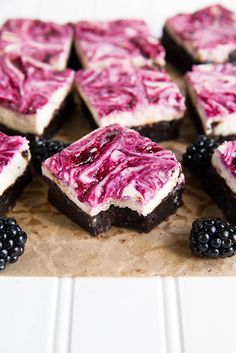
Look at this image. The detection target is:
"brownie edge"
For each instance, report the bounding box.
[202,166,236,225]
[0,167,32,216]
[46,178,184,235]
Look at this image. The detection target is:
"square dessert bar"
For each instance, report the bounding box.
[75,64,185,142]
[162,4,236,72]
[74,19,165,68]
[185,63,236,139]
[0,18,74,71]
[0,132,31,215]
[203,141,236,224]
[0,54,75,140]
[42,124,185,235]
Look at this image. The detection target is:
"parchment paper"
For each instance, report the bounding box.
[3,64,234,277]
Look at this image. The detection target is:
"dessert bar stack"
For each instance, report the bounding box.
[74,19,186,141]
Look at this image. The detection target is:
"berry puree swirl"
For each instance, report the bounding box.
[0,18,73,70]
[75,64,185,126]
[75,19,165,67]
[0,132,28,173]
[0,54,74,115]
[186,63,236,119]
[166,4,236,62]
[42,124,184,216]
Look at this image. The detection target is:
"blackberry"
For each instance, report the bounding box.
[190,217,236,259]
[0,217,27,271]
[182,135,219,177]
[31,139,69,173]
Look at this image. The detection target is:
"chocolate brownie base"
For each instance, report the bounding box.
[202,166,236,224]
[162,27,236,73]
[0,93,75,141]
[0,167,31,216]
[46,178,184,235]
[187,95,236,141]
[79,96,183,142]
[132,119,183,142]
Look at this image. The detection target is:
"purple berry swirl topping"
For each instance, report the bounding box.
[0,18,73,70]
[75,19,165,67]
[0,132,28,173]
[42,124,183,216]
[0,54,74,114]
[75,64,185,124]
[166,4,236,62]
[185,63,236,119]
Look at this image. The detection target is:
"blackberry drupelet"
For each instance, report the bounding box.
[190,217,236,259]
[31,139,69,173]
[0,217,27,271]
[182,135,219,177]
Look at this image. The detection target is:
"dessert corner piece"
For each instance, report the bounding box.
[42,124,185,236]
[0,18,74,71]
[75,64,185,142]
[0,132,31,216]
[185,63,236,139]
[162,4,236,72]
[0,55,75,140]
[203,140,236,224]
[74,19,165,69]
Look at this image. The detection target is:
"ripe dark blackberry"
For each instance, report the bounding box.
[31,139,69,173]
[182,135,219,177]
[190,217,236,259]
[0,217,27,271]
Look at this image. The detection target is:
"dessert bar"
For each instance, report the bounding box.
[0,18,73,71]
[75,64,185,142]
[42,124,185,235]
[74,19,165,68]
[203,141,236,224]
[0,132,31,215]
[162,4,236,72]
[0,54,75,140]
[185,63,236,139]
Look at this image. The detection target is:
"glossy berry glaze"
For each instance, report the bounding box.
[74,19,165,68]
[0,18,73,70]
[75,64,185,124]
[185,63,236,119]
[43,124,183,214]
[166,4,236,61]
[0,131,27,173]
[0,54,74,114]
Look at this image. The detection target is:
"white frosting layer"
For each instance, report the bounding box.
[0,139,31,196]
[0,82,72,135]
[212,144,236,193]
[187,82,236,136]
[43,165,183,216]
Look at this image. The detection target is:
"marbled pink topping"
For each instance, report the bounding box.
[166,4,236,54]
[0,54,74,114]
[215,141,236,176]
[185,63,236,119]
[75,19,165,67]
[0,18,73,69]
[0,131,27,173]
[43,124,181,207]
[75,64,184,119]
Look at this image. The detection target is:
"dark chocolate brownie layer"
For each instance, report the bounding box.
[202,166,236,224]
[46,178,184,235]
[0,93,74,141]
[187,95,236,141]
[0,167,31,216]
